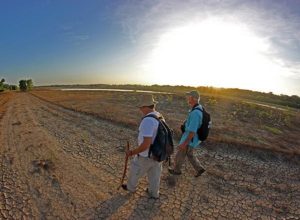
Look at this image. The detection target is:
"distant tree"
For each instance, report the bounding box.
[19,79,33,91]
[26,79,33,90]
[3,84,10,89]
[19,80,28,91]
[0,78,4,91]
[9,85,18,90]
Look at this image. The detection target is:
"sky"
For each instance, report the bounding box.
[1,0,300,96]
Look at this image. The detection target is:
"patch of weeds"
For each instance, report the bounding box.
[51,175,60,189]
[207,97,217,105]
[12,121,22,126]
[282,112,292,126]
[166,94,173,103]
[30,159,55,174]
[81,131,89,143]
[263,125,283,135]
[247,135,259,142]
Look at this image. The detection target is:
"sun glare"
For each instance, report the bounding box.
[142,19,288,93]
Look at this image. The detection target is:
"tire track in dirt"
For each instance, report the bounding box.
[29,92,136,177]
[0,93,135,219]
[9,99,71,219]
[0,93,37,219]
[0,92,13,121]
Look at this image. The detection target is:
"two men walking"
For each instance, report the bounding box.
[122,90,206,198]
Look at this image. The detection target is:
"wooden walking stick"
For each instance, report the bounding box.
[118,140,130,190]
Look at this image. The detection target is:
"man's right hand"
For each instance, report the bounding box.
[125,149,132,157]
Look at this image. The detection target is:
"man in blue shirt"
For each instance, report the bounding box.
[169,90,205,177]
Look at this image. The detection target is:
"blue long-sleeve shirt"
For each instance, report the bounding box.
[179,105,203,148]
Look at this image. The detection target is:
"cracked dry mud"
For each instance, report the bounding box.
[0,92,299,219]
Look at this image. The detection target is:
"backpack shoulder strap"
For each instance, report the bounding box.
[192,105,204,113]
[143,114,163,122]
[144,114,171,133]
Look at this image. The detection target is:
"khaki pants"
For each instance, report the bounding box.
[174,146,204,173]
[127,155,162,198]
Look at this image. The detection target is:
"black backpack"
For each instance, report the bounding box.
[143,114,174,162]
[181,106,211,142]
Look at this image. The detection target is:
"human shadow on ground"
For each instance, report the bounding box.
[92,193,131,219]
[126,194,163,219]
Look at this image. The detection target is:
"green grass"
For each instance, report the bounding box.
[263,125,283,135]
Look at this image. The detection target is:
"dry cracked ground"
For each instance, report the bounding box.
[0,92,299,219]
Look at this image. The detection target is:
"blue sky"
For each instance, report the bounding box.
[1,0,300,95]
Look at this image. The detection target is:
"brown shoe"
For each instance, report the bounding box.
[195,169,205,177]
[121,184,128,191]
[145,188,159,199]
[168,168,182,175]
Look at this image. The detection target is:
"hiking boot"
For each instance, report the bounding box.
[168,168,182,175]
[121,184,128,191]
[145,188,159,199]
[194,168,205,177]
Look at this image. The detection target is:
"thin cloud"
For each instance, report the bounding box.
[71,34,90,41]
[59,25,90,44]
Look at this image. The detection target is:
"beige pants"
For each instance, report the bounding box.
[174,146,204,173]
[127,155,162,198]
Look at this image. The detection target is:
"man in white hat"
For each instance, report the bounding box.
[121,94,163,199]
[169,90,205,177]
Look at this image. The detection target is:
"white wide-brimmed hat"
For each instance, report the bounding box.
[137,94,158,107]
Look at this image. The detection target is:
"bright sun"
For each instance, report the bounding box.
[142,18,288,93]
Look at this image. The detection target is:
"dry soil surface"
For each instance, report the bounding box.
[0,92,299,219]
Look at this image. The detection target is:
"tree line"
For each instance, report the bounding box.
[0,78,17,91]
[0,78,33,92]
[197,87,300,109]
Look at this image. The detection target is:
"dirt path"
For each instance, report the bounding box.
[0,92,299,219]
